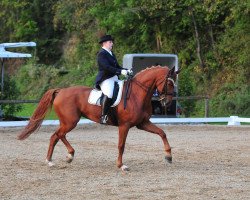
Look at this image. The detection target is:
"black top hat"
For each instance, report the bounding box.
[99,35,114,44]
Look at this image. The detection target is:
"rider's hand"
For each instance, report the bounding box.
[127,69,133,76]
[121,69,129,76]
[121,69,133,76]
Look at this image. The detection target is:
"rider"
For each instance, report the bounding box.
[95,34,132,124]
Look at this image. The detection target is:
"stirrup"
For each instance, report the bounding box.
[100,115,108,124]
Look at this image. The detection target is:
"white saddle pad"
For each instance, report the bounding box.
[88,80,124,107]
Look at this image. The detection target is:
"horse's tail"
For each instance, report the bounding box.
[17,88,60,140]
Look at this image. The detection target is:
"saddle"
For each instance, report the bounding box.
[88,80,124,107]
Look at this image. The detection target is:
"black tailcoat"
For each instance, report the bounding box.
[95,48,124,86]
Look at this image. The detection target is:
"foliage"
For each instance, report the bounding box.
[211,84,250,117]
[0,0,63,64]
[0,75,22,117]
[178,68,195,117]
[0,0,249,117]
[14,62,59,99]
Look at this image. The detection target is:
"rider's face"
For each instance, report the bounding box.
[102,40,113,51]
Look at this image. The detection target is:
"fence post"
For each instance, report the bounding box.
[205,98,209,118]
[228,116,241,125]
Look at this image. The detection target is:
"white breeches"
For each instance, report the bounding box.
[100,75,118,98]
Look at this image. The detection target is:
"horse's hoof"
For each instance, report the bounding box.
[121,165,130,171]
[46,159,55,167]
[66,154,74,163]
[66,158,73,163]
[165,156,172,163]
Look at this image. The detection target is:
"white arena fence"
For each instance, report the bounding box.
[0,116,249,127]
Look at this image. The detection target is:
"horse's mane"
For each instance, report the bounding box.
[134,65,168,78]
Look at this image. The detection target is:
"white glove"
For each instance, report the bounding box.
[121,69,133,76]
[121,69,128,76]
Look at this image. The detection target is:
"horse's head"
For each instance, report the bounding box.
[156,67,180,107]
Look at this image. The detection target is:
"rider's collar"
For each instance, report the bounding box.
[102,47,113,56]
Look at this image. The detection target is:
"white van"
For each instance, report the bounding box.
[123,53,180,117]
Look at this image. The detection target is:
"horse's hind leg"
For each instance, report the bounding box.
[61,136,75,163]
[46,121,78,166]
[136,120,172,163]
[46,129,60,166]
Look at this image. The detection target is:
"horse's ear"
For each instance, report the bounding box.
[169,67,175,76]
[175,68,181,74]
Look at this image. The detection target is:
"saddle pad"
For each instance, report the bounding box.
[88,80,124,107]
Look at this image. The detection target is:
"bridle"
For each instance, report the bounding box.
[132,79,150,92]
[130,68,176,98]
[156,70,176,100]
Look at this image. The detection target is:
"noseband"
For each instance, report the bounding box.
[157,74,175,101]
[164,78,175,96]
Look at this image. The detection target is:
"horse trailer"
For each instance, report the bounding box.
[123,54,180,117]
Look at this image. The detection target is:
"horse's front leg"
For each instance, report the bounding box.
[136,120,172,163]
[117,124,130,171]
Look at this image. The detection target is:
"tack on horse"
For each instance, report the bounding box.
[17,66,179,171]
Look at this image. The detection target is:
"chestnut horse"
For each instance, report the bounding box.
[17,66,179,171]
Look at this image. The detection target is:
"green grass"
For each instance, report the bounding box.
[16,103,58,119]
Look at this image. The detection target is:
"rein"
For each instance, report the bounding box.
[132,75,175,96]
[125,68,176,103]
[132,79,151,92]
[123,74,133,109]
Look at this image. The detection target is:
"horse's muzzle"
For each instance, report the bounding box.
[165,100,172,107]
[160,98,172,107]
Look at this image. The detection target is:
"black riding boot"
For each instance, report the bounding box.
[100,95,112,124]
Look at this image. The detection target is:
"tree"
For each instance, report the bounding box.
[0,75,22,118]
[0,0,37,41]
